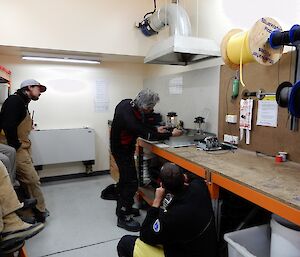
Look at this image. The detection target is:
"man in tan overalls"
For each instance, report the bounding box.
[0,79,48,222]
[0,161,44,252]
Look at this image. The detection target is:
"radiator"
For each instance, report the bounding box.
[29,128,96,166]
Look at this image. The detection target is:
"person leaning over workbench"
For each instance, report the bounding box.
[110,89,183,232]
[117,162,218,257]
[0,79,49,223]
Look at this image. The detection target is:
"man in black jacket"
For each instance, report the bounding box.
[0,79,48,222]
[117,162,218,257]
[110,89,182,232]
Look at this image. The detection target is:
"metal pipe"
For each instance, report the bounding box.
[146,3,192,36]
[243,90,275,100]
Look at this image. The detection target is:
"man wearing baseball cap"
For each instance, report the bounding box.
[0,79,49,222]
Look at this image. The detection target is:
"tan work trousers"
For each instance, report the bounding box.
[0,143,16,184]
[0,162,22,232]
[16,148,46,212]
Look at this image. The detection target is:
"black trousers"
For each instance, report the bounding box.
[113,151,138,216]
[117,235,138,257]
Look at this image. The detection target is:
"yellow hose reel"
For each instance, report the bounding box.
[221,17,284,70]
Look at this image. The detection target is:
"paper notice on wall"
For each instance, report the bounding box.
[240,99,253,130]
[169,76,183,95]
[239,99,254,145]
[256,99,278,127]
[94,80,109,112]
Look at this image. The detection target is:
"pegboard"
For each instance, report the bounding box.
[218,51,300,162]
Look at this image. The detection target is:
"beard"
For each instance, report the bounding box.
[31,96,39,101]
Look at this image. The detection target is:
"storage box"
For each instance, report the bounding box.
[224,225,271,257]
[270,218,300,257]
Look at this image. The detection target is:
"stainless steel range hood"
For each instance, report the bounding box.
[144,35,220,66]
[140,3,220,66]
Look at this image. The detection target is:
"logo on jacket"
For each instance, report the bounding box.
[153,219,160,233]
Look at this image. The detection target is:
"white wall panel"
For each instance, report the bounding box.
[0,54,144,176]
[144,66,220,135]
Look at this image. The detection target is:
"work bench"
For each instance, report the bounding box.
[137,138,300,226]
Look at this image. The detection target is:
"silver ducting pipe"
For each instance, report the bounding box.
[140,3,191,37]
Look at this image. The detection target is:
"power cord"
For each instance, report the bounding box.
[143,0,157,19]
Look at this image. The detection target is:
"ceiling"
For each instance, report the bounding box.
[0,45,145,64]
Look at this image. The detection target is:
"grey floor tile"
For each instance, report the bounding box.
[26,175,140,257]
[38,239,120,257]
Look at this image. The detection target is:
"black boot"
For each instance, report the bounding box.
[117,215,140,232]
[19,215,36,224]
[0,240,25,255]
[0,222,44,250]
[130,207,140,217]
[33,208,50,223]
[21,198,37,209]
[116,207,140,217]
[101,184,119,200]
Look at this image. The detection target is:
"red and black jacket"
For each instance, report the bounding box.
[110,99,171,155]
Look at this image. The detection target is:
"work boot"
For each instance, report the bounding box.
[117,215,140,232]
[19,215,36,224]
[33,208,50,223]
[116,201,140,216]
[0,240,24,255]
[21,198,37,209]
[130,207,140,217]
[116,207,140,217]
[0,213,44,249]
[101,184,119,200]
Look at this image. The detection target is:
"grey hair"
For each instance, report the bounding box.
[133,89,160,109]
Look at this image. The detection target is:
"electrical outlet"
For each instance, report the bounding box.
[225,115,237,123]
[224,134,239,145]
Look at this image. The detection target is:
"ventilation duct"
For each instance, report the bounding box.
[139,3,220,66]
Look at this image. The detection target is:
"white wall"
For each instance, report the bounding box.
[0,0,169,57]
[182,0,300,44]
[0,0,298,58]
[0,55,144,176]
[144,66,220,134]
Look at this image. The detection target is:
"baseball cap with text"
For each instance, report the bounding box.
[20,79,47,92]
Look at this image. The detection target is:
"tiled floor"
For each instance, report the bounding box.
[26,175,143,257]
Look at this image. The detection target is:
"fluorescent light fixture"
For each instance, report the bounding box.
[22,56,100,64]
